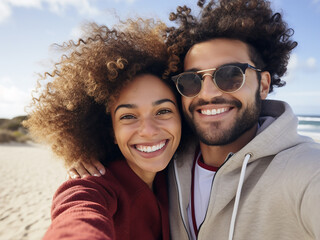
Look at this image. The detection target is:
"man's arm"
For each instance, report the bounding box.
[300,172,320,239]
[68,159,106,179]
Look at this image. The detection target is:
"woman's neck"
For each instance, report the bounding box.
[126,161,156,190]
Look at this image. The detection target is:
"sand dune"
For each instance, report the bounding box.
[0,143,65,240]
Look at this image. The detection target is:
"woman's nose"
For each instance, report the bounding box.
[138,117,159,137]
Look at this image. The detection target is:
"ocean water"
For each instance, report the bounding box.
[297,115,320,142]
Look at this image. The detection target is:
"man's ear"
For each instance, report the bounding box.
[260,71,271,99]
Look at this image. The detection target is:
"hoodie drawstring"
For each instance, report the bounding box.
[228,153,252,240]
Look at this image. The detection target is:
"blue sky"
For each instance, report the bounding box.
[0,0,320,118]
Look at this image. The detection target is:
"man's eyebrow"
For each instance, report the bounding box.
[184,68,200,72]
[185,62,242,72]
[114,104,137,114]
[153,98,176,106]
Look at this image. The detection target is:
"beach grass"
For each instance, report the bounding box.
[0,116,31,143]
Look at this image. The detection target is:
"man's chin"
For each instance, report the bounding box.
[194,125,235,146]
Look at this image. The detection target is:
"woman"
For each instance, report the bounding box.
[24,19,181,240]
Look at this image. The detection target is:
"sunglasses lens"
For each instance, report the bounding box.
[215,66,244,92]
[177,74,202,97]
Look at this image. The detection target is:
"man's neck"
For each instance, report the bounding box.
[200,124,258,168]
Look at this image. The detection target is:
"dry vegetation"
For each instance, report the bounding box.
[0,116,32,143]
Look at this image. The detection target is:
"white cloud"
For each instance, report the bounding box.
[69,24,85,40]
[306,57,317,70]
[0,1,11,23]
[284,53,319,82]
[0,76,13,85]
[0,83,31,118]
[284,53,298,81]
[45,0,100,16]
[287,53,299,71]
[0,0,101,23]
[287,54,318,71]
[0,84,30,104]
[6,0,42,8]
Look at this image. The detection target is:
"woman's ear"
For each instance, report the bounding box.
[259,71,271,100]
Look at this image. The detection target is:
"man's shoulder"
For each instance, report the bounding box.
[285,139,320,159]
[277,140,320,178]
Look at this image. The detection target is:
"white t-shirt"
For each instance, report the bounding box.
[187,122,261,239]
[187,151,218,239]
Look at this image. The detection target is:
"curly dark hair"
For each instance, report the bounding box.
[23,18,180,167]
[166,0,298,92]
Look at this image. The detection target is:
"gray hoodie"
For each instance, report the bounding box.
[168,100,320,240]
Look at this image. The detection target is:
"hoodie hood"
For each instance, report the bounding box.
[227,99,313,169]
[218,100,314,239]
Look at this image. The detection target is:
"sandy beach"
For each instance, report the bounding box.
[0,132,319,240]
[0,143,65,240]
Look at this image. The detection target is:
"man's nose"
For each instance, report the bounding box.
[197,75,222,100]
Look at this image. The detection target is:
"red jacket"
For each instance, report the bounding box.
[43,160,169,240]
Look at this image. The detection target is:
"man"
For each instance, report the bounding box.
[166,0,320,239]
[69,0,320,239]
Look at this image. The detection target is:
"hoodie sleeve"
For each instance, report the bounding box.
[42,176,118,240]
[299,170,320,239]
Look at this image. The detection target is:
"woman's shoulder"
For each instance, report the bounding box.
[52,160,139,204]
[53,171,119,203]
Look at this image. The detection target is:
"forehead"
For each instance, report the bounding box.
[116,74,176,104]
[184,38,251,70]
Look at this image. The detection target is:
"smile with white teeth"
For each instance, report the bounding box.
[135,140,166,153]
[201,107,228,116]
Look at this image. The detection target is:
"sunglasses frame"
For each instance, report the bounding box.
[171,63,261,98]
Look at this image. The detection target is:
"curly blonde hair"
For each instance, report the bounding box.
[24,18,178,167]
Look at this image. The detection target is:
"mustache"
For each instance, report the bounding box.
[189,97,242,112]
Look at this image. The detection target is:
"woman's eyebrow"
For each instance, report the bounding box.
[153,98,176,106]
[114,104,137,114]
[114,98,176,114]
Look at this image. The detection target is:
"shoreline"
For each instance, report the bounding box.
[298,131,320,143]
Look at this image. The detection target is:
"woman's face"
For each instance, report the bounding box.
[111,74,181,186]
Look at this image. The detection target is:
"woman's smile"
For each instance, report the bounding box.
[134,140,167,153]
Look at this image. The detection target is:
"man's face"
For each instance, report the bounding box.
[182,38,270,146]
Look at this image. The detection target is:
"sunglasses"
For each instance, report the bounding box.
[171,63,261,98]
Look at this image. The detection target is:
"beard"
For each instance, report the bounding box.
[183,89,261,146]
